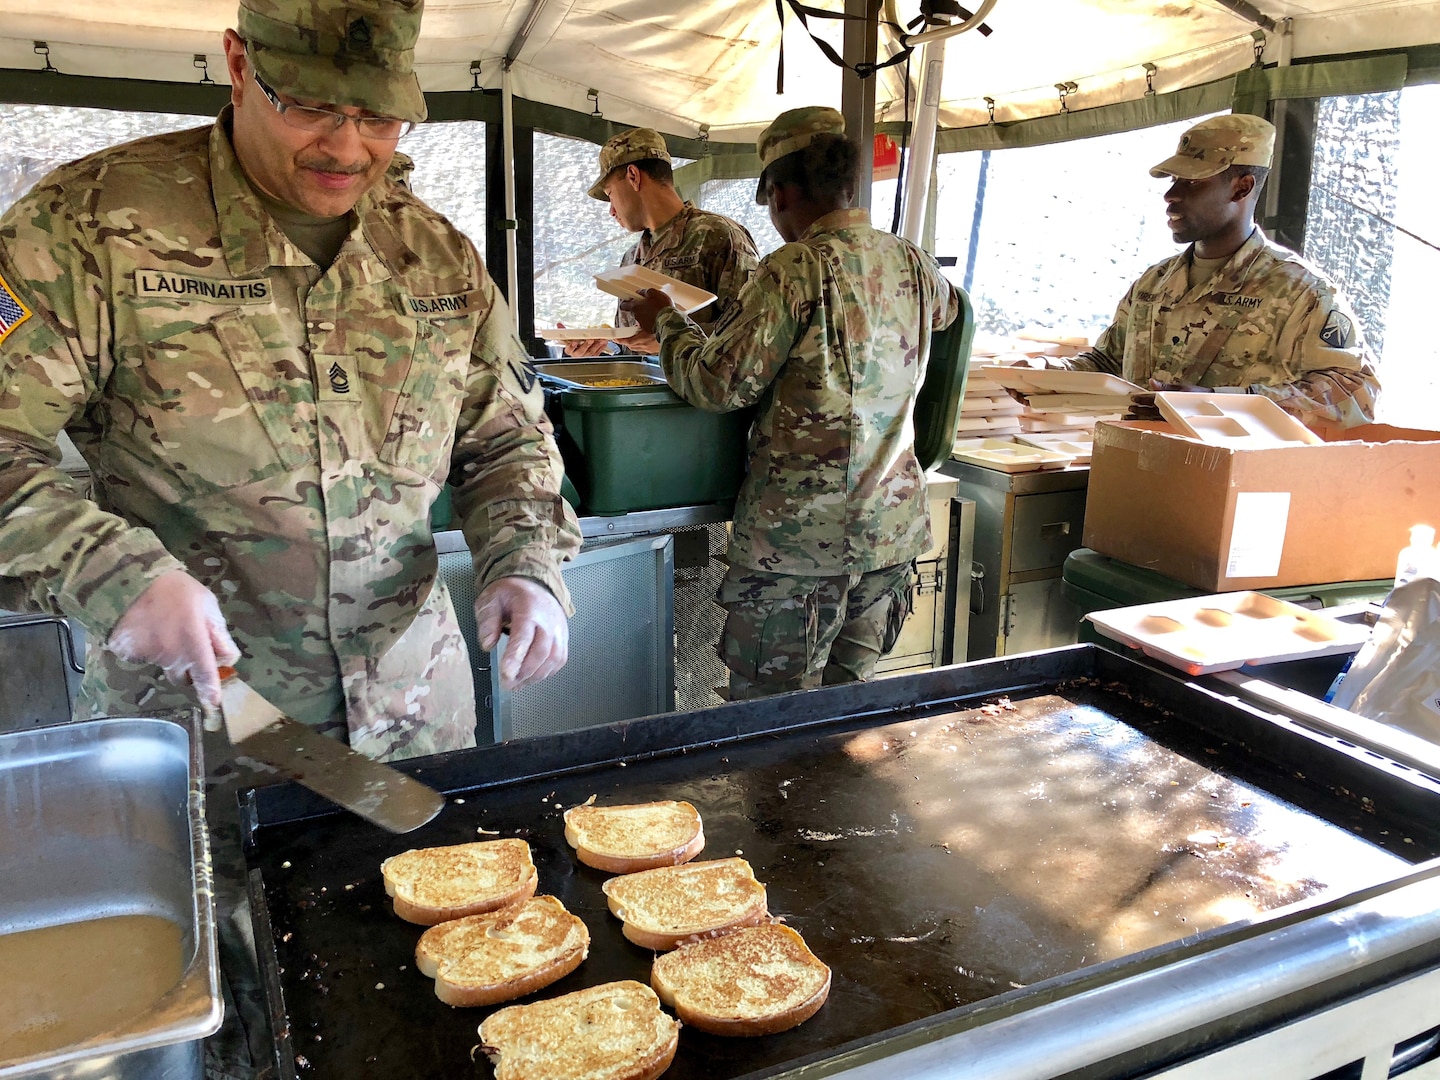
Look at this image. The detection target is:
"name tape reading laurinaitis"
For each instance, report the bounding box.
[136,270,271,303]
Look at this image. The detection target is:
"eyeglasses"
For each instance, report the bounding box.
[246,51,413,141]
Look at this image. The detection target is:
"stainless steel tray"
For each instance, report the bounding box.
[534,359,668,390]
[0,715,221,1079]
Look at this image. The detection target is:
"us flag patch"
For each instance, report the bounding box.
[0,270,32,347]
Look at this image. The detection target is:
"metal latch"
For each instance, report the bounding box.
[969,562,985,614]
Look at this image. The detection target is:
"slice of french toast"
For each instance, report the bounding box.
[478,980,679,1080]
[381,838,537,926]
[651,922,831,1035]
[602,857,768,951]
[564,799,705,874]
[414,894,589,1007]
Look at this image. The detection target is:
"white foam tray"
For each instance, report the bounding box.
[950,439,1074,473]
[1015,434,1093,463]
[594,265,717,315]
[1154,392,1322,448]
[1086,591,1369,676]
[955,415,1022,434]
[537,325,638,341]
[983,368,1144,396]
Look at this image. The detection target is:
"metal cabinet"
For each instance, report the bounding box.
[436,529,675,744]
[874,474,975,676]
[0,613,84,734]
[939,459,1090,660]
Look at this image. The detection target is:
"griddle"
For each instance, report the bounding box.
[240,645,1440,1080]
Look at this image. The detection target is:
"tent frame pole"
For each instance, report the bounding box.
[841,0,878,209]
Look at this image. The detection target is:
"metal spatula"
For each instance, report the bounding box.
[218,667,444,833]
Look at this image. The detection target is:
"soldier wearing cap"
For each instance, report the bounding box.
[623,106,961,699]
[1069,113,1380,427]
[0,5,583,1067]
[564,127,759,357]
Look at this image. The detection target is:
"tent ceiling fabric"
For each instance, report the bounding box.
[0,0,1437,140]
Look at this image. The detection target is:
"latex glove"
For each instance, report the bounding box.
[474,576,569,692]
[617,288,674,336]
[107,570,240,711]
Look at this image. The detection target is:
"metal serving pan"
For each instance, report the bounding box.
[533,359,668,390]
[240,646,1440,1080]
[0,714,221,1080]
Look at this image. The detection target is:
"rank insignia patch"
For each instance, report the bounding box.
[1319,310,1353,349]
[0,270,33,347]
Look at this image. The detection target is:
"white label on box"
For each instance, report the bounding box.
[1423,689,1440,719]
[1225,492,1291,578]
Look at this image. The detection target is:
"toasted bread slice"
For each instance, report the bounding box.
[651,923,831,1036]
[479,980,679,1080]
[381,838,538,926]
[564,800,705,874]
[414,894,589,1007]
[602,857,768,951]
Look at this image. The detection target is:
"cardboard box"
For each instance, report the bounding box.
[1082,421,1440,591]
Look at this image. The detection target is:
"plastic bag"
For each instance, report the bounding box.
[1331,573,1440,742]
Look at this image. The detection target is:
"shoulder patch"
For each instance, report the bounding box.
[0,270,34,346]
[1319,309,1353,349]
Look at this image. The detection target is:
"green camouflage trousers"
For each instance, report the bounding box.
[717,562,914,700]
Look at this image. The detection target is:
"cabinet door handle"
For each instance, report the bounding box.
[1039,521,1071,540]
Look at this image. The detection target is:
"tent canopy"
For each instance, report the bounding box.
[1,0,1438,144]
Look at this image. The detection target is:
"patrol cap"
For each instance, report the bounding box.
[1149,113,1274,180]
[587,128,672,201]
[754,105,845,204]
[238,0,427,124]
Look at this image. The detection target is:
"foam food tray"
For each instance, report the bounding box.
[594,265,718,315]
[1154,392,1322,448]
[982,369,1144,395]
[950,439,1074,472]
[1086,591,1370,676]
[537,325,639,341]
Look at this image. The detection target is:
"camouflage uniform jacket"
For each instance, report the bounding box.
[0,116,581,760]
[1072,228,1379,427]
[616,203,758,333]
[655,208,960,575]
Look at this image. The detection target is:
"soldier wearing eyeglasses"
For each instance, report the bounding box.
[0,0,582,740]
[0,4,580,1067]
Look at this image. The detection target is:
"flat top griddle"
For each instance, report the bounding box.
[240,647,1440,1080]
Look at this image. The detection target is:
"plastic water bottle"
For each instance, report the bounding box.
[1394,523,1437,589]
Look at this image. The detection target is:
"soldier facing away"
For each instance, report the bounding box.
[563,126,760,357]
[1066,113,1381,428]
[0,4,580,1073]
[623,106,962,699]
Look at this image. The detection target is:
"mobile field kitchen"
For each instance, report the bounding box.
[3,2,1440,1079]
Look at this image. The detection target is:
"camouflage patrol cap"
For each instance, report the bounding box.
[1149,113,1274,180]
[754,105,845,204]
[238,0,427,124]
[587,128,672,201]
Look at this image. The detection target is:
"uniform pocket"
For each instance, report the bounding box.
[880,567,916,656]
[378,317,471,482]
[720,588,818,688]
[131,306,312,487]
